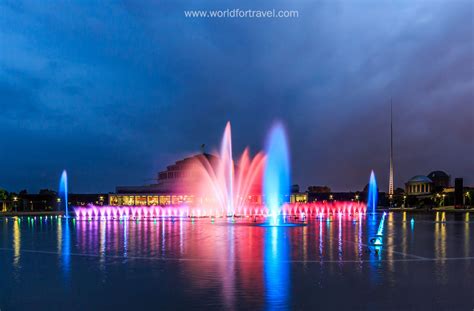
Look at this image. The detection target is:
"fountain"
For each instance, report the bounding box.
[368,211,386,255]
[263,123,290,226]
[376,212,387,236]
[189,122,266,217]
[72,201,366,221]
[73,122,366,221]
[59,170,69,218]
[367,170,378,215]
[221,122,234,216]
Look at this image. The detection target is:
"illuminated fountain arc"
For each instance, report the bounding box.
[263,122,290,225]
[190,121,266,217]
[218,122,234,216]
[59,170,69,218]
[367,170,378,215]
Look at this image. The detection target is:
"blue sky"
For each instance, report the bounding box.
[1,0,473,193]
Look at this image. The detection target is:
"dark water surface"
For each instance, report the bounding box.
[0,212,473,310]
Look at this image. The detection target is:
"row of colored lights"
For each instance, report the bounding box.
[4,215,78,223]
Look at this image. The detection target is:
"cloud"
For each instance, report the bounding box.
[0,0,472,192]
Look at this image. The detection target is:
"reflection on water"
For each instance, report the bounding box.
[367,213,381,284]
[387,213,394,278]
[402,213,407,255]
[465,213,470,258]
[63,220,71,278]
[13,218,20,268]
[124,220,128,258]
[357,215,363,267]
[57,218,71,279]
[99,220,106,273]
[338,215,342,264]
[57,218,62,254]
[1,213,474,310]
[434,220,447,284]
[264,227,289,310]
[222,225,235,310]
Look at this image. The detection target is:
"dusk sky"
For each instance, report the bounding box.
[1,0,473,193]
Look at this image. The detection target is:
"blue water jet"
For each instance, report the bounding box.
[263,123,290,226]
[376,212,387,236]
[368,212,386,259]
[367,170,378,215]
[59,170,69,218]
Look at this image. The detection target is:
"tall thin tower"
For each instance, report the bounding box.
[389,99,394,196]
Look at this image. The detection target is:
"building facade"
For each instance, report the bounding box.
[110,153,262,206]
[405,175,433,195]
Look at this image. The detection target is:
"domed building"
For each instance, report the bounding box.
[110,153,262,206]
[156,153,220,193]
[427,170,450,189]
[405,175,433,195]
[111,153,221,206]
[402,170,454,208]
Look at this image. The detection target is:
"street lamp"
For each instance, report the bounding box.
[13,196,18,212]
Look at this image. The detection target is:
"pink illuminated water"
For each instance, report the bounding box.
[188,122,266,216]
[73,202,366,220]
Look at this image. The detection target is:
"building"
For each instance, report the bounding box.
[69,193,109,206]
[110,153,262,206]
[307,186,331,193]
[401,170,473,209]
[427,170,450,190]
[111,153,216,206]
[405,175,433,195]
[290,193,308,203]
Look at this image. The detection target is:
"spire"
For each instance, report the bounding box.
[389,99,394,196]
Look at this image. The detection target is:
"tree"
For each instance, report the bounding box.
[0,188,8,212]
